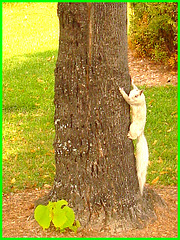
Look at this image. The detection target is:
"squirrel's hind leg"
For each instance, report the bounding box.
[127,123,139,140]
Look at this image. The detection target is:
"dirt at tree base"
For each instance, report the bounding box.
[128,50,177,86]
[2,185,177,238]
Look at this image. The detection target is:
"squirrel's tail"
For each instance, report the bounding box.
[136,132,149,195]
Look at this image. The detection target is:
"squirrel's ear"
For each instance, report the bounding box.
[140,90,143,95]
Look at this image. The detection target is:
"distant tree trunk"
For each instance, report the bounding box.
[38,2,164,231]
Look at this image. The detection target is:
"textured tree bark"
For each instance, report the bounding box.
[38,3,164,231]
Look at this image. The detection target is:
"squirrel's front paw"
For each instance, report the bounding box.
[127,132,137,140]
[127,133,132,139]
[119,87,124,93]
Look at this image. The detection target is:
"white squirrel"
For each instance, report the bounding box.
[119,80,148,195]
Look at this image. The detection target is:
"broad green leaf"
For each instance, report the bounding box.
[56,199,68,208]
[69,220,81,233]
[61,206,75,229]
[52,205,67,228]
[75,220,81,228]
[34,205,51,230]
[47,201,56,219]
[47,201,56,209]
[69,225,78,233]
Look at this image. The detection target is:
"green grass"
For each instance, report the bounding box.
[2,3,178,193]
[144,86,178,186]
[3,51,57,192]
[3,3,58,192]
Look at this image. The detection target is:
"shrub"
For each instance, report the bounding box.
[129,3,177,69]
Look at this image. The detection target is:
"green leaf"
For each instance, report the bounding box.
[56,199,68,208]
[52,204,67,228]
[69,225,78,233]
[75,220,81,228]
[69,220,81,233]
[47,201,56,209]
[61,206,75,229]
[34,205,51,230]
[47,201,56,219]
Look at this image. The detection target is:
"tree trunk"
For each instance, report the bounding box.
[38,2,164,231]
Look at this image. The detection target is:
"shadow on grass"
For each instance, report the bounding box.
[3,50,57,192]
[3,50,58,112]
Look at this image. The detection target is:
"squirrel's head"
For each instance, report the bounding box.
[129,89,145,103]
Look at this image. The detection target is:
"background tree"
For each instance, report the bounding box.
[39,2,163,231]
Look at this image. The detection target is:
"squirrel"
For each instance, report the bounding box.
[119,80,148,195]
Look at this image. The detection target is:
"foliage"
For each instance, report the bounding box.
[34,200,80,232]
[129,3,177,69]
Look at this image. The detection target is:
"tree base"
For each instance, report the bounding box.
[77,187,166,232]
[35,185,166,232]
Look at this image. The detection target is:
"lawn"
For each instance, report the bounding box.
[3,3,58,192]
[144,86,177,185]
[2,3,178,193]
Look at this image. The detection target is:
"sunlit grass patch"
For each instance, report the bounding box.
[3,2,59,59]
[3,3,58,192]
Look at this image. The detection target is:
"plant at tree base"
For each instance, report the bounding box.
[34,199,80,233]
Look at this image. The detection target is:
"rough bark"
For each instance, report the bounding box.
[36,3,164,231]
